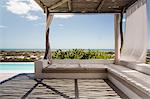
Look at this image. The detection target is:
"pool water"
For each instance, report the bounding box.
[0,63,34,73]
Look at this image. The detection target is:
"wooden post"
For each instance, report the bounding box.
[120,12,124,51]
[114,14,120,64]
[44,8,53,63]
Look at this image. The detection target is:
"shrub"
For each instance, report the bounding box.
[52,49,114,59]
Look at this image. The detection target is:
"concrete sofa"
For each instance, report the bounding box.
[35,59,150,98]
[35,59,111,79]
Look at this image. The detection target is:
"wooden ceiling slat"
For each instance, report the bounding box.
[35,0,138,13]
[68,0,72,11]
[49,0,68,10]
[96,0,105,12]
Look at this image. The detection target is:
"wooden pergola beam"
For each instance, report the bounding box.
[49,0,68,10]
[68,0,72,11]
[124,0,138,11]
[114,14,120,64]
[96,0,105,12]
[35,0,139,13]
[120,12,124,51]
[114,9,124,64]
[44,7,53,63]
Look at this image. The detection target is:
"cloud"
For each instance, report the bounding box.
[6,0,30,15]
[5,0,42,21]
[54,14,74,19]
[58,24,64,29]
[34,22,44,26]
[0,25,7,29]
[25,14,40,21]
[5,0,74,20]
[28,0,42,11]
[58,24,64,27]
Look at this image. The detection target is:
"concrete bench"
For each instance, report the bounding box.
[35,59,150,98]
[43,64,107,73]
[107,64,150,99]
[35,60,109,79]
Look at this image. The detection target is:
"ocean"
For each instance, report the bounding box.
[0,49,150,52]
[0,49,115,52]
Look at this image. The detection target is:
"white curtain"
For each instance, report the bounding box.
[120,0,148,63]
[147,0,150,52]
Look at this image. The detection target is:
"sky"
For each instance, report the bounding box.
[0,0,150,49]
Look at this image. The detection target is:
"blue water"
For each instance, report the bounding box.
[0,49,115,51]
[0,63,34,73]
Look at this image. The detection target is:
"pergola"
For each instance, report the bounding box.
[34,0,150,98]
[34,0,148,64]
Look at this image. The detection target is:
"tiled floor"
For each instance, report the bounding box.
[0,73,18,82]
[0,73,125,99]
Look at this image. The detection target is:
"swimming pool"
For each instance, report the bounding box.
[0,63,34,73]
